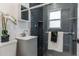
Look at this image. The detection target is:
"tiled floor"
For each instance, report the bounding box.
[44,50,74,56]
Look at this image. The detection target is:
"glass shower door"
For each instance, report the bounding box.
[62,8,77,55]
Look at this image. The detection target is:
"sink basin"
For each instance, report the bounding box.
[15,36,37,40]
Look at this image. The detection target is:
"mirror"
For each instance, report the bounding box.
[21,5,27,10]
[21,3,29,10]
[21,3,29,20]
[21,11,28,20]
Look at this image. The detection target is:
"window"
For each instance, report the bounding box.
[49,11,61,20]
[49,11,61,29]
[49,20,61,28]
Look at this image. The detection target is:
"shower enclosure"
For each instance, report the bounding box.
[43,3,77,56]
[29,3,77,56]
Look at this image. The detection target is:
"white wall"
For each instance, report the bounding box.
[48,32,63,52]
[0,3,21,41]
[0,3,20,20]
[17,20,30,36]
[0,3,30,41]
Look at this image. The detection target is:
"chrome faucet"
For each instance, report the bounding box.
[21,30,28,37]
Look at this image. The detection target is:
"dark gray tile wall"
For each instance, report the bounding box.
[31,7,43,36]
[43,3,77,55]
[30,3,77,56]
[31,7,44,55]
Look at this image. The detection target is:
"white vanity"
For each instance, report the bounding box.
[0,40,17,56]
[16,36,37,56]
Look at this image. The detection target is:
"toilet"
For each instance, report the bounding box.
[0,40,17,56]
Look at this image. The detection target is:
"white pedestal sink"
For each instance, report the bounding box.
[15,36,37,56]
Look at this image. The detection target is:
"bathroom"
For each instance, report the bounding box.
[0,3,79,56]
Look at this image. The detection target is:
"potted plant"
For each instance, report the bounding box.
[1,13,16,42]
